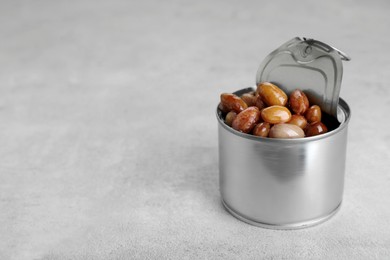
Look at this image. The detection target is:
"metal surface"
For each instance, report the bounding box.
[217,89,351,229]
[256,37,350,117]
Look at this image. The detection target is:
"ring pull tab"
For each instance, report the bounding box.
[302,37,351,61]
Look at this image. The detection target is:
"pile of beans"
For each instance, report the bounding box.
[219,82,328,138]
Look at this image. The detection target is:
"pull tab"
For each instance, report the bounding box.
[302,37,351,61]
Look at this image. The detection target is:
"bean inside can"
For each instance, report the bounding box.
[219,82,332,138]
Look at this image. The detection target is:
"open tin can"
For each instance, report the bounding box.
[217,37,351,229]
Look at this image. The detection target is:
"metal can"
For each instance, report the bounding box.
[217,38,351,229]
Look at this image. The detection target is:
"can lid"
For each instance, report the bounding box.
[256,37,350,117]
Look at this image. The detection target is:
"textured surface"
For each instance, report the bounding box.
[1,0,390,259]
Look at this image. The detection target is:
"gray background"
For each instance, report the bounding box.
[1,0,389,259]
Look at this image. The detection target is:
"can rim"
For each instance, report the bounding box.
[216,88,351,143]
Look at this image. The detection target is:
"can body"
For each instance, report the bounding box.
[217,92,351,229]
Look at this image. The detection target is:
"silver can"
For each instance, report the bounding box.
[217,89,351,229]
[217,38,351,229]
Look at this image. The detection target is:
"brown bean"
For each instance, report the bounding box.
[232,107,261,133]
[256,82,288,106]
[288,114,307,129]
[252,122,271,137]
[261,105,291,124]
[218,102,229,113]
[305,122,328,137]
[289,89,309,115]
[241,93,257,107]
[220,93,248,113]
[305,105,322,124]
[225,111,237,127]
[269,124,305,139]
[255,95,265,110]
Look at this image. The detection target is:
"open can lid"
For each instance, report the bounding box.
[256,37,350,117]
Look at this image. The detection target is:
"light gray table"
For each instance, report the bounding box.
[1,0,389,259]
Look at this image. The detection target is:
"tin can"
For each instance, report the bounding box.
[217,38,351,229]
